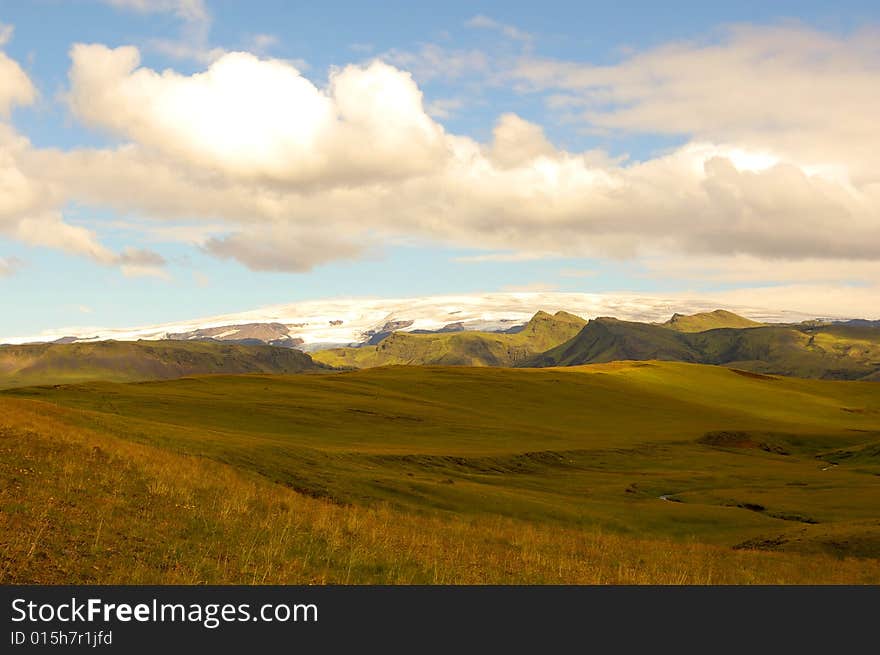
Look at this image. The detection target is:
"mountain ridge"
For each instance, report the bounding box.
[0,340,327,389]
[313,310,587,368]
[2,309,879,386]
[528,316,880,381]
[3,292,834,348]
[662,309,764,332]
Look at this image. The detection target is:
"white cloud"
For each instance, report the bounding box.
[41,42,880,275]
[102,0,209,23]
[204,226,365,272]
[0,255,21,277]
[14,213,117,263]
[67,45,449,185]
[116,246,169,278]
[383,43,490,82]
[425,97,465,120]
[0,121,117,264]
[488,113,556,168]
[247,33,279,54]
[101,0,219,63]
[466,15,534,46]
[1,26,876,293]
[149,39,226,64]
[0,76,169,273]
[512,24,880,185]
[0,23,14,47]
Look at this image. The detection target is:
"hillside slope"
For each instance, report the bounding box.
[663,309,764,332]
[313,310,586,368]
[0,340,326,389]
[528,317,700,366]
[4,362,880,575]
[5,389,879,584]
[529,318,880,380]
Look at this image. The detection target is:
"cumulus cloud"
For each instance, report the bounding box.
[0,46,170,274]
[67,45,449,185]
[0,120,120,264]
[489,113,556,167]
[36,40,879,274]
[0,52,36,116]
[4,25,879,289]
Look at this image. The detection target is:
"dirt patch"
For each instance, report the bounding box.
[726,501,819,524]
[733,535,789,552]
[698,431,790,455]
[841,407,879,415]
[767,512,819,525]
[728,368,777,381]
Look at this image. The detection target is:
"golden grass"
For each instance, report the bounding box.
[2,398,879,585]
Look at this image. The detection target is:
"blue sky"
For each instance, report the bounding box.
[1,1,879,337]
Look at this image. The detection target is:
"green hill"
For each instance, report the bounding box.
[312,308,880,380]
[312,310,586,368]
[528,319,880,380]
[0,340,325,389]
[663,309,764,332]
[528,317,700,367]
[3,361,880,583]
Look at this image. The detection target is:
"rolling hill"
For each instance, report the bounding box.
[312,310,586,368]
[0,340,326,389]
[3,361,880,583]
[662,309,764,332]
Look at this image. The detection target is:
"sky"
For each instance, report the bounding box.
[1,0,879,337]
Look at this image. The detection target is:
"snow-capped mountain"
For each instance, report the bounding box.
[1,292,832,348]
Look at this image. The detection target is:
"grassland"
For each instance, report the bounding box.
[2,393,879,584]
[0,340,324,389]
[3,361,880,583]
[662,309,764,332]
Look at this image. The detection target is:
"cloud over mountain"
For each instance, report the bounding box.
[0,22,878,291]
